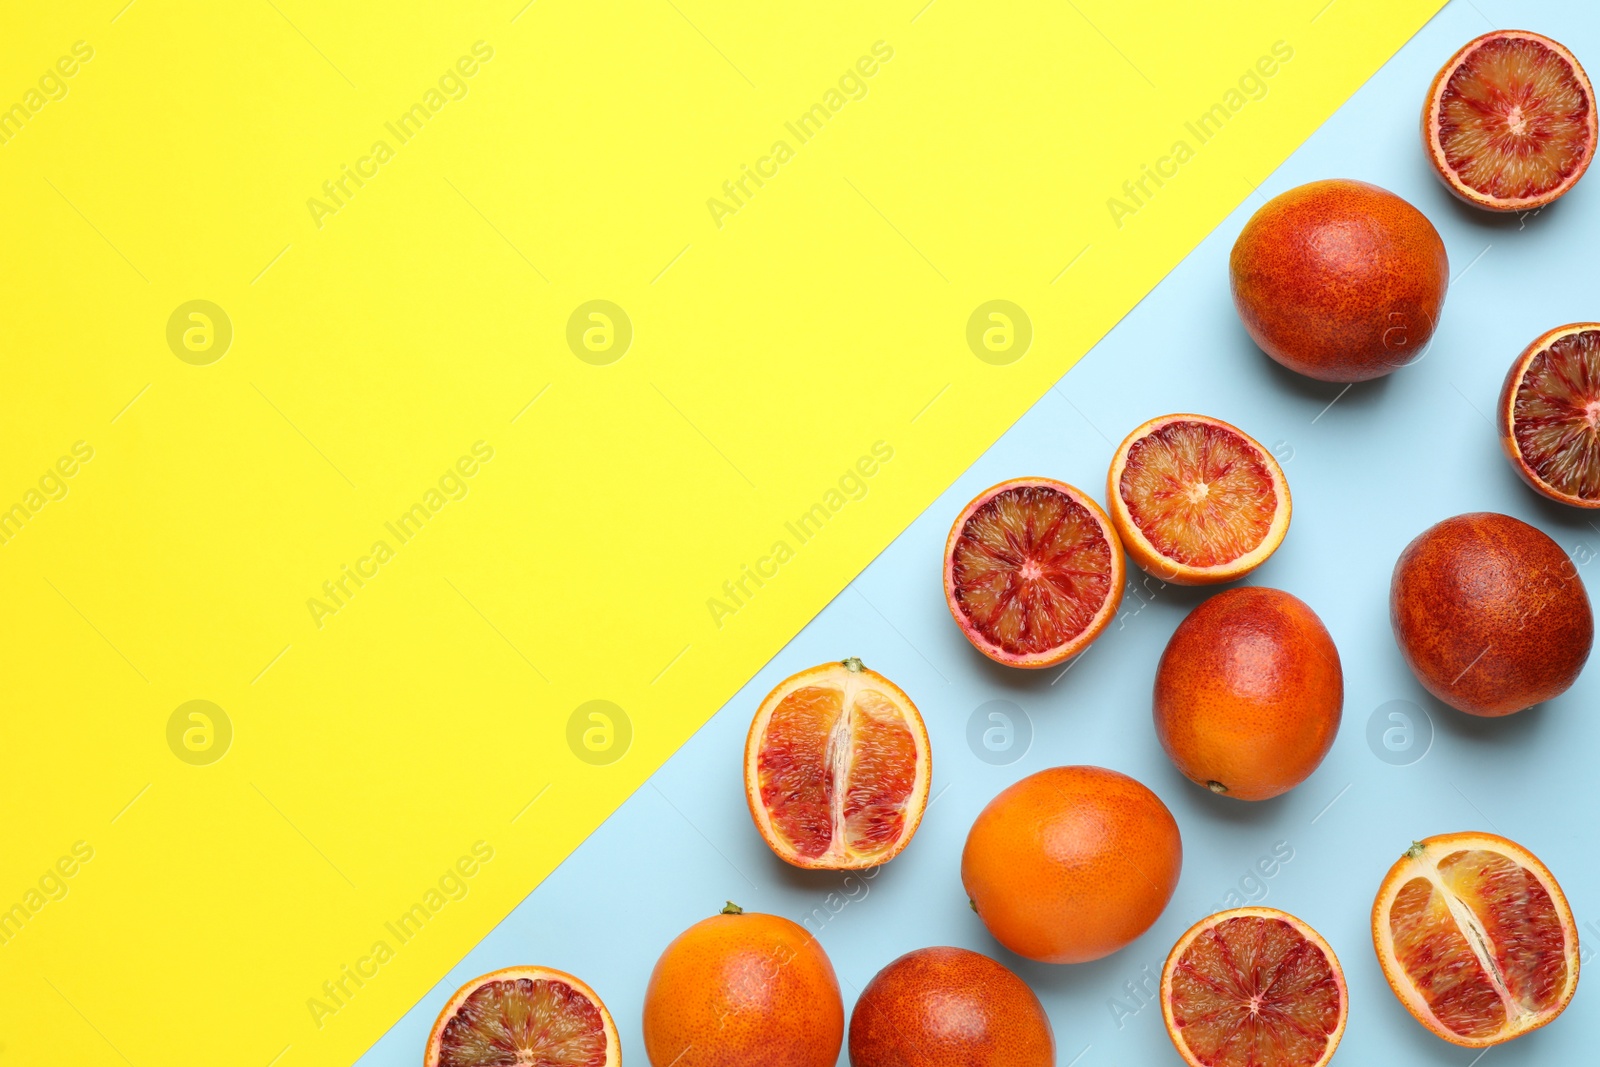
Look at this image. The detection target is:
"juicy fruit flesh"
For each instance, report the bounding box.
[1387,849,1570,1040]
[758,683,917,861]
[436,978,608,1067]
[1513,329,1600,499]
[1438,36,1592,200]
[1168,916,1342,1067]
[950,485,1114,655]
[1120,421,1277,567]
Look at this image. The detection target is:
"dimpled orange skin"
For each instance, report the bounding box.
[642,908,843,1067]
[961,766,1182,964]
[849,947,1054,1067]
[1391,512,1593,716]
[1229,179,1449,382]
[1154,587,1343,801]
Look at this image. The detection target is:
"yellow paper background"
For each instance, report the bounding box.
[0,2,1442,1064]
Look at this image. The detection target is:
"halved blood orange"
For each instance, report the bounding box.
[744,658,930,869]
[1373,833,1580,1047]
[1161,907,1347,1067]
[425,966,621,1067]
[1108,414,1290,585]
[1500,323,1600,507]
[943,477,1124,668]
[1424,30,1597,211]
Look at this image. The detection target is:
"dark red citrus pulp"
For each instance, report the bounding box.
[1509,327,1600,501]
[948,483,1116,658]
[435,976,609,1067]
[1166,914,1344,1067]
[1120,420,1278,567]
[1386,848,1570,1041]
[1432,33,1595,206]
[757,682,917,860]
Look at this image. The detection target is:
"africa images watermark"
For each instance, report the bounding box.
[0,841,94,948]
[1107,40,1295,229]
[0,40,94,149]
[306,41,496,230]
[706,441,894,629]
[706,41,896,230]
[306,840,495,1030]
[306,441,495,629]
[1107,839,1295,1029]
[0,441,95,548]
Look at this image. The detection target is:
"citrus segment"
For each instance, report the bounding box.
[1373,833,1579,1047]
[1110,414,1290,584]
[943,478,1124,668]
[843,687,920,854]
[1424,31,1596,210]
[1501,324,1600,506]
[745,659,930,869]
[1161,908,1347,1067]
[425,967,620,1067]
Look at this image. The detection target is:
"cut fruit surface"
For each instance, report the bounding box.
[1373,833,1579,1048]
[745,658,930,869]
[1500,323,1600,507]
[1424,30,1596,211]
[1162,907,1347,1067]
[943,477,1124,668]
[425,966,620,1067]
[1109,414,1290,585]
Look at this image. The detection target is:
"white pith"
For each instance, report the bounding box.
[1374,838,1578,1045]
[744,664,931,868]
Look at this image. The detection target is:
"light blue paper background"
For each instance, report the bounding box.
[363,1,1600,1062]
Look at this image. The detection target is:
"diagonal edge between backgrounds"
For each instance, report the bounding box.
[228,9,1460,1066]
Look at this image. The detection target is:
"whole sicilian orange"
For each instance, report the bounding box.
[961,766,1181,964]
[1391,512,1593,716]
[642,903,843,1067]
[849,947,1054,1066]
[1154,587,1343,801]
[1230,179,1448,382]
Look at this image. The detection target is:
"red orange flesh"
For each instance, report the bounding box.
[1109,414,1290,585]
[1162,908,1347,1067]
[943,477,1125,668]
[1424,31,1596,211]
[425,966,621,1067]
[1373,833,1579,1047]
[745,659,930,869]
[1500,323,1600,507]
